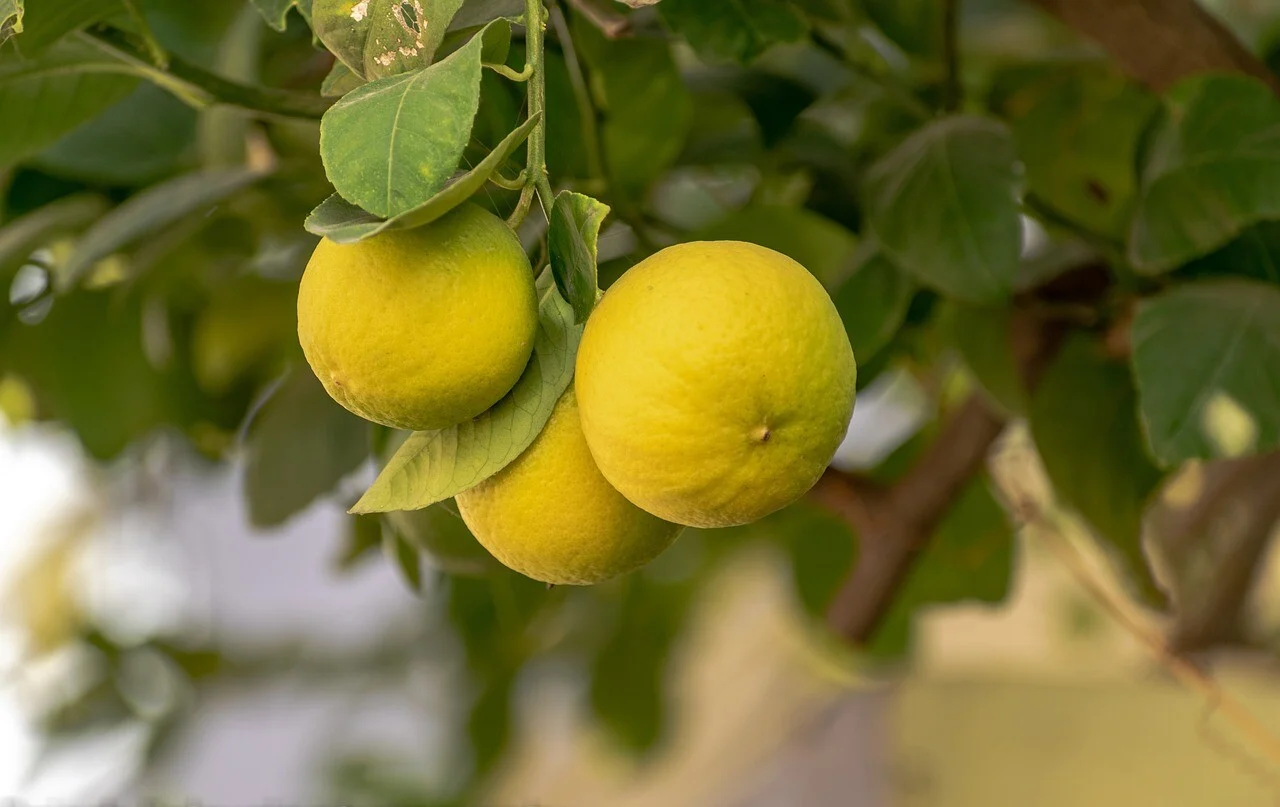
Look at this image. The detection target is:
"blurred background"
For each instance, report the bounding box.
[5,0,1280,805]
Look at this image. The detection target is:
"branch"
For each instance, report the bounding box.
[822,394,1008,643]
[566,0,630,38]
[1021,0,1280,93]
[81,26,332,120]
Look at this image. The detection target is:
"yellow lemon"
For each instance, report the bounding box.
[297,204,537,431]
[456,389,683,585]
[575,241,856,528]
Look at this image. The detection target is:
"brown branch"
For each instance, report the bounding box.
[1021,0,1280,92]
[822,395,1008,643]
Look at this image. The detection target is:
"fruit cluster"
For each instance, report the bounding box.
[298,204,857,585]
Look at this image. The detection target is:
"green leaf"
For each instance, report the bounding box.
[1130,75,1280,273]
[14,0,120,54]
[572,15,692,192]
[306,112,537,242]
[319,25,486,218]
[861,0,941,56]
[1030,335,1167,607]
[1182,221,1280,284]
[831,251,913,363]
[0,42,139,169]
[386,503,497,576]
[352,285,582,513]
[868,478,1014,657]
[0,0,22,45]
[1131,279,1280,465]
[320,60,364,96]
[312,0,467,80]
[692,204,858,288]
[658,0,807,64]
[548,191,608,324]
[946,302,1025,416]
[1006,66,1158,240]
[62,168,265,287]
[35,84,197,186]
[244,367,371,528]
[251,0,303,31]
[0,194,107,289]
[336,513,385,571]
[383,527,424,592]
[865,116,1023,304]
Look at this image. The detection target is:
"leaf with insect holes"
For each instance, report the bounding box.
[307,112,538,242]
[319,23,494,219]
[0,0,22,44]
[352,283,582,514]
[548,191,609,324]
[312,0,466,79]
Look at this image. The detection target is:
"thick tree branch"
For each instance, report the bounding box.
[1022,0,1280,92]
[821,395,1008,643]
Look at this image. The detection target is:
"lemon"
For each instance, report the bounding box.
[456,389,683,585]
[297,204,537,431]
[575,241,856,528]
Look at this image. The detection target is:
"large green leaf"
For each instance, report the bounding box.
[947,302,1025,416]
[35,84,197,186]
[1006,66,1158,239]
[658,0,807,64]
[1030,335,1166,607]
[693,204,857,288]
[251,0,304,31]
[62,168,265,287]
[385,503,497,576]
[573,15,692,192]
[868,477,1014,657]
[13,0,120,54]
[865,116,1023,304]
[1131,279,1280,465]
[0,43,139,169]
[243,367,371,528]
[1130,75,1280,273]
[312,0,466,79]
[832,251,913,363]
[548,190,608,325]
[306,112,537,242]
[318,25,485,218]
[352,284,582,514]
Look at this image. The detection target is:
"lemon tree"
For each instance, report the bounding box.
[5,0,1280,800]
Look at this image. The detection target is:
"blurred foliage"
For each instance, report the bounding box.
[4,0,1280,801]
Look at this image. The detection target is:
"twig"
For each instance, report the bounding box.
[1039,521,1280,771]
[1022,0,1280,93]
[120,0,168,69]
[565,0,630,39]
[940,0,961,112]
[80,26,331,119]
[821,394,1008,642]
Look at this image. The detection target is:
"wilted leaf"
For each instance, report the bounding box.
[352,285,581,513]
[1131,279,1280,465]
[306,112,537,242]
[1130,75,1280,273]
[312,0,466,79]
[244,367,370,528]
[62,169,266,287]
[319,24,486,218]
[865,116,1023,303]
[548,191,609,324]
[659,0,806,63]
[1030,335,1167,607]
